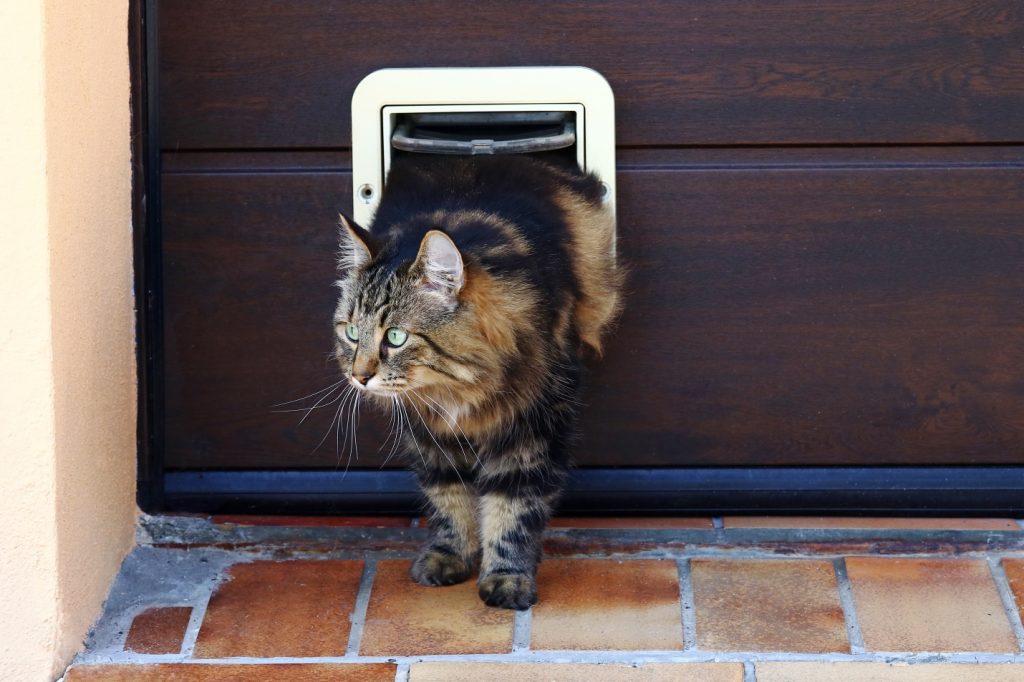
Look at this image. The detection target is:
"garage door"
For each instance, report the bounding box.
[136,1,1024,513]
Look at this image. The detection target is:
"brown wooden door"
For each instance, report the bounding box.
[153,1,1024,479]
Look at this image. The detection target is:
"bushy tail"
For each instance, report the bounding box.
[557,187,624,356]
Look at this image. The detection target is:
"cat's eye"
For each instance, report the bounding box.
[344,323,359,342]
[385,327,408,347]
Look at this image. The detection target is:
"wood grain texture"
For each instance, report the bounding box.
[582,165,1024,466]
[161,172,389,469]
[162,158,1024,469]
[157,0,1024,149]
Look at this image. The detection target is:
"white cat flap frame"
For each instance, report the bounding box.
[350,66,617,228]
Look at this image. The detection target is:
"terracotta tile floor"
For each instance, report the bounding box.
[690,559,847,653]
[64,515,1024,681]
[531,559,683,651]
[193,560,364,658]
[360,560,514,656]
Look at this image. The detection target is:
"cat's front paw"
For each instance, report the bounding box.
[411,549,474,586]
[478,572,537,610]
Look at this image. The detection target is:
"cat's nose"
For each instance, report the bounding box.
[353,371,374,386]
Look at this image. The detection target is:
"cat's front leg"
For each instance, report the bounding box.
[410,461,480,586]
[476,462,564,609]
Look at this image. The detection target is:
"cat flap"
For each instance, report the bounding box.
[351,67,616,226]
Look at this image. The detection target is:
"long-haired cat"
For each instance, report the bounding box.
[334,154,621,608]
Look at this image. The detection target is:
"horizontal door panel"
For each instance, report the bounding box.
[161,172,374,469]
[162,161,1024,469]
[158,1,1024,149]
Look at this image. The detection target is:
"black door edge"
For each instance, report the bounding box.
[162,467,1024,516]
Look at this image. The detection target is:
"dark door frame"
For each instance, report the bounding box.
[132,0,1024,517]
[133,0,166,511]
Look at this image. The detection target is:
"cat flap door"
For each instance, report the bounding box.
[350,67,616,227]
[391,111,577,157]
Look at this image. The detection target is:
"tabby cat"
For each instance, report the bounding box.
[333,155,621,609]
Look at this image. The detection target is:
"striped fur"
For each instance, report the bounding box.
[333,155,622,608]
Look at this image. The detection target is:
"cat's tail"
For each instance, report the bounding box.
[557,182,624,357]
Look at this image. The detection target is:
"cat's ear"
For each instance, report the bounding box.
[338,213,375,271]
[414,230,464,300]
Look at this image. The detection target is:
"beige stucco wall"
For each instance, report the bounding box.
[0,2,61,677]
[0,1,136,680]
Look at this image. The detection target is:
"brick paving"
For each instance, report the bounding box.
[690,559,848,652]
[123,607,193,655]
[193,560,363,658]
[360,560,514,656]
[845,557,1018,653]
[63,515,1024,681]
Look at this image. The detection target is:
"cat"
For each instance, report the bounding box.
[333,154,622,609]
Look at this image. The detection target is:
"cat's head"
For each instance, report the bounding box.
[333,215,508,401]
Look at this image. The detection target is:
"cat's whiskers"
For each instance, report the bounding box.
[385,395,408,465]
[379,395,399,454]
[419,397,473,466]
[407,389,467,489]
[334,386,350,467]
[417,391,481,467]
[270,378,346,413]
[296,381,352,425]
[402,400,428,470]
[333,385,359,465]
[309,384,351,457]
[349,390,362,463]
[391,398,406,459]
[378,395,404,466]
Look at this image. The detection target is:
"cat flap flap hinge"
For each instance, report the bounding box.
[391,112,576,156]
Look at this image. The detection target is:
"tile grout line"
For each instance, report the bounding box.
[743,660,757,682]
[346,558,378,656]
[833,558,867,654]
[988,556,1024,652]
[512,606,533,652]
[179,571,222,658]
[70,650,1024,666]
[677,558,699,651]
[394,662,411,682]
